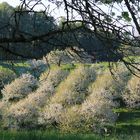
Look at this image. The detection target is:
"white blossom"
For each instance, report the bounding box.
[2,73,38,102]
[50,65,96,106]
[38,103,64,126]
[122,76,140,108]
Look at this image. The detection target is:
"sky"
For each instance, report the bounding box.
[0,0,21,7]
[0,0,138,36]
[0,0,66,18]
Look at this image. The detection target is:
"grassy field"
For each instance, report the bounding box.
[0,61,140,139]
[0,131,140,140]
[115,108,140,134]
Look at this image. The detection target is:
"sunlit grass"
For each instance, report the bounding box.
[0,130,140,140]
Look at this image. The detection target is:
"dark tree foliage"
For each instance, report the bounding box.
[0,0,139,75]
[0,2,58,59]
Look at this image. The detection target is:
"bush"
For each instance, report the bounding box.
[59,72,120,134]
[4,98,39,129]
[0,101,8,120]
[38,103,64,128]
[80,90,118,128]
[3,68,69,129]
[25,82,55,108]
[27,59,47,77]
[50,65,96,106]
[59,106,83,133]
[59,89,118,134]
[122,76,140,108]
[2,73,38,102]
[39,67,69,84]
[0,69,16,96]
[47,50,72,65]
[0,64,132,132]
[88,67,131,102]
[47,48,93,65]
[60,96,117,133]
[31,68,70,107]
[38,66,96,130]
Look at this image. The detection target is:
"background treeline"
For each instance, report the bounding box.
[0,2,139,61]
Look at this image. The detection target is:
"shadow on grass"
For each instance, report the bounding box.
[0,62,29,75]
[114,124,140,134]
[118,111,140,123]
[0,131,103,140]
[114,109,140,134]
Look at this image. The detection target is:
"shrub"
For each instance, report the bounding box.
[27,59,47,77]
[38,103,64,128]
[39,67,69,84]
[50,65,96,106]
[80,98,117,133]
[47,50,72,65]
[59,71,121,134]
[0,101,7,119]
[112,70,131,99]
[4,68,69,129]
[77,70,127,133]
[25,82,55,108]
[59,89,118,134]
[88,67,131,102]
[122,76,140,108]
[4,99,39,129]
[59,106,83,133]
[39,65,96,130]
[32,68,70,107]
[0,69,16,96]
[2,73,38,102]
[47,48,93,65]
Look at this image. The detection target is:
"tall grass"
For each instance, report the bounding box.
[0,131,140,140]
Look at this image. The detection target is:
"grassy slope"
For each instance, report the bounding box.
[0,131,140,140]
[115,108,140,134]
[0,61,29,76]
[0,61,140,139]
[1,131,140,140]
